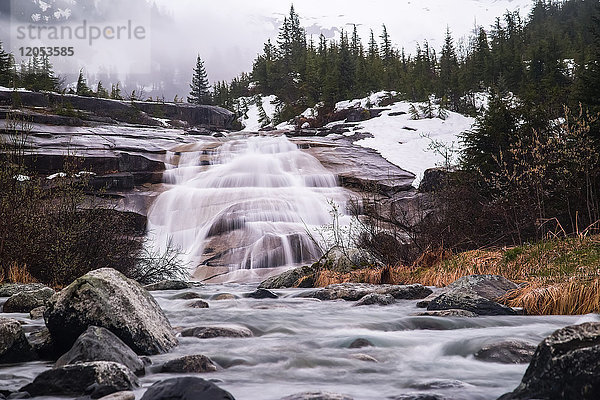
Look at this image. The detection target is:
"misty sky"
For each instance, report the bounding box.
[1,0,532,98]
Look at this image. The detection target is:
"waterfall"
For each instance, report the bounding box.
[146,134,348,279]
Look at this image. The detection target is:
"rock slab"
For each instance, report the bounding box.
[0,317,33,364]
[140,377,235,400]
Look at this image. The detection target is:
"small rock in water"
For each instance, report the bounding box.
[212,293,237,300]
[28,328,60,360]
[390,395,445,400]
[171,292,203,300]
[0,317,34,363]
[427,291,516,316]
[55,326,146,375]
[140,377,235,400]
[280,392,354,400]
[350,353,378,363]
[98,391,136,400]
[246,288,278,299]
[2,287,55,313]
[181,326,253,339]
[354,293,395,306]
[474,340,536,364]
[187,300,209,309]
[412,309,478,318]
[20,361,139,399]
[29,306,46,320]
[299,283,431,301]
[416,292,440,308]
[161,355,218,373]
[144,280,192,291]
[348,338,373,349]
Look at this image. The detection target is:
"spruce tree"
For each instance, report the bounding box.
[76,69,93,96]
[188,55,211,105]
[0,43,13,87]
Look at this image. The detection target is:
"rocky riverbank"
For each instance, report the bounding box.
[1,268,599,399]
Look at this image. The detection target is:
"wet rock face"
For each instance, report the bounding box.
[55,326,146,376]
[258,264,320,289]
[144,280,192,291]
[0,283,48,298]
[2,287,55,313]
[498,322,600,400]
[246,288,278,299]
[140,377,235,400]
[354,293,395,306]
[20,361,139,399]
[412,309,478,318]
[474,340,536,364]
[44,268,177,355]
[0,318,34,364]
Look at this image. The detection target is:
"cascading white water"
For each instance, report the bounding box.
[146,134,348,277]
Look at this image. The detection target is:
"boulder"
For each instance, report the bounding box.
[427,291,516,316]
[246,289,278,299]
[140,377,235,400]
[181,326,253,339]
[20,361,139,399]
[280,392,353,400]
[3,287,55,313]
[55,326,146,375]
[212,293,237,300]
[412,309,478,318]
[258,264,320,289]
[28,328,61,360]
[348,338,373,349]
[171,292,203,300]
[0,317,34,363]
[160,355,218,373]
[354,293,395,306]
[299,283,431,302]
[389,395,445,400]
[144,280,192,291]
[44,268,177,355]
[498,322,600,400]
[29,306,46,320]
[426,275,518,316]
[188,300,210,309]
[474,340,536,364]
[0,283,48,298]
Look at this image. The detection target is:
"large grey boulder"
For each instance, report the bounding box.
[298,283,432,301]
[498,322,600,400]
[427,275,518,316]
[55,326,146,375]
[474,340,536,364]
[20,361,139,399]
[0,317,34,363]
[44,268,177,355]
[3,287,55,313]
[140,377,235,400]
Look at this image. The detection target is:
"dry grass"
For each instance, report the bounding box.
[313,235,600,315]
[0,262,38,284]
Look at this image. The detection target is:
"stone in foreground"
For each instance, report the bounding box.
[140,377,235,400]
[474,340,536,364]
[44,268,177,355]
[161,355,218,373]
[20,361,139,399]
[498,322,600,400]
[55,326,146,375]
[0,317,34,364]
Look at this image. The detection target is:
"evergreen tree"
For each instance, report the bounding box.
[110,83,123,100]
[0,42,11,87]
[188,55,211,105]
[438,28,460,109]
[76,69,93,96]
[96,81,109,98]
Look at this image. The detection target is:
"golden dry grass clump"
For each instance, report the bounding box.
[312,235,600,315]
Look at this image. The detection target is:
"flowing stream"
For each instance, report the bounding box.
[2,284,597,399]
[146,134,349,281]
